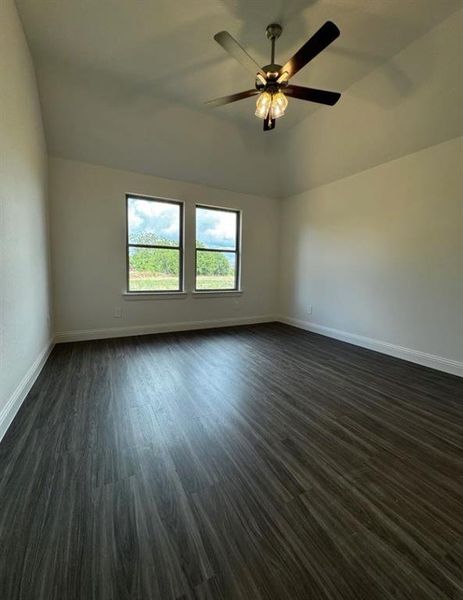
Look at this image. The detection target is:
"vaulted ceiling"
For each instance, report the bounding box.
[16,0,462,197]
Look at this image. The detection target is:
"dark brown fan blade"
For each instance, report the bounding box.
[281,21,340,78]
[285,85,341,106]
[204,89,259,107]
[263,115,275,131]
[214,31,266,78]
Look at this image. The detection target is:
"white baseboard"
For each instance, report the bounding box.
[0,340,54,442]
[55,315,277,343]
[278,316,463,377]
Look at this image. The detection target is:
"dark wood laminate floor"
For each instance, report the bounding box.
[1,323,462,600]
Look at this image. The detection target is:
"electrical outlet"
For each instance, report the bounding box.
[114,307,122,318]
[307,305,313,315]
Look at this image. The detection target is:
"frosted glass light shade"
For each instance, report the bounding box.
[270,91,288,119]
[255,92,272,119]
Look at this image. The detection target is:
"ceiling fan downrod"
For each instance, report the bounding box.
[261,23,284,85]
[266,23,282,66]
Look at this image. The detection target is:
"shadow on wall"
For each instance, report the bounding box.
[39,50,267,153]
[117,2,316,122]
[328,46,414,105]
[219,0,319,50]
[38,52,280,197]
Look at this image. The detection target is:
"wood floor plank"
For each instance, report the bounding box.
[0,323,462,599]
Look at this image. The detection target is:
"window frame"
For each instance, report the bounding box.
[194,204,241,292]
[125,194,184,294]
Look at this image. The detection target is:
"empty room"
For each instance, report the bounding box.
[1,0,462,598]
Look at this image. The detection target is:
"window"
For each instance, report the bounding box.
[195,205,240,291]
[126,195,183,292]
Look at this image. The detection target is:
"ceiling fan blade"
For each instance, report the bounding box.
[204,89,259,107]
[281,21,340,79]
[285,85,341,106]
[214,31,266,78]
[263,115,275,131]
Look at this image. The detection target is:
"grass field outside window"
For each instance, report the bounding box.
[129,272,235,291]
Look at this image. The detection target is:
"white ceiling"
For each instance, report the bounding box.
[16,0,462,196]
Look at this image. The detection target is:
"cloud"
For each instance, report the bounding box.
[197,209,236,248]
[135,200,177,218]
[128,197,179,242]
[129,199,237,250]
[164,221,180,235]
[128,211,143,229]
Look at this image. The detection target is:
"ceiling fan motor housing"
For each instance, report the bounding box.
[266,23,282,40]
[256,24,287,92]
[256,65,284,90]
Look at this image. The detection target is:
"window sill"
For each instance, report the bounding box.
[122,290,243,300]
[122,292,187,300]
[192,290,243,298]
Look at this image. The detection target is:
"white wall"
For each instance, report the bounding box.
[278,10,463,375]
[49,157,279,340]
[279,137,463,372]
[0,0,52,437]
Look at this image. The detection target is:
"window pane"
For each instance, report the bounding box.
[196,251,236,290]
[129,247,180,291]
[128,197,180,246]
[196,207,237,250]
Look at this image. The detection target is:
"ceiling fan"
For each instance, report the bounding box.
[205,21,341,131]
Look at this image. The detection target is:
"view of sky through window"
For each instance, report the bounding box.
[128,197,179,246]
[196,207,237,250]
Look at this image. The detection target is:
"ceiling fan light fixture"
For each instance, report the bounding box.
[270,91,288,119]
[255,91,272,119]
